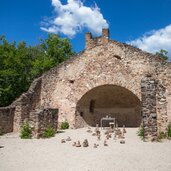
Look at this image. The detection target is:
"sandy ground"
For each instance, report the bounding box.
[0,128,171,171]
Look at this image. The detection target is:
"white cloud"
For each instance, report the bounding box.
[41,0,108,37]
[128,24,171,60]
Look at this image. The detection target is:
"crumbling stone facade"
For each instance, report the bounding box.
[0,107,15,134]
[141,77,158,141]
[29,108,58,138]
[0,28,171,141]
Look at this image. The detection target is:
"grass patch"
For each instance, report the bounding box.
[157,123,171,141]
[0,129,3,136]
[158,132,167,140]
[20,122,32,139]
[60,121,69,130]
[43,127,55,138]
[137,126,144,140]
[167,123,171,138]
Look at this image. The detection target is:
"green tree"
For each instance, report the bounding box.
[40,34,74,64]
[155,49,169,60]
[0,36,18,105]
[0,34,74,107]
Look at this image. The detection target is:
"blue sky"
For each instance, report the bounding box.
[1,0,171,58]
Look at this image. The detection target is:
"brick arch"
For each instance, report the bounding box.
[74,84,141,128]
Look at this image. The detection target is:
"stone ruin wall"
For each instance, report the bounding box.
[0,29,171,141]
[0,107,15,134]
[41,43,144,128]
[0,77,42,133]
[29,108,58,138]
[12,77,42,132]
[165,63,171,122]
[0,77,58,135]
[40,29,170,133]
[155,62,171,132]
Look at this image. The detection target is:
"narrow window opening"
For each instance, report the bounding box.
[114,55,121,60]
[89,100,95,113]
[69,80,75,84]
[80,112,83,117]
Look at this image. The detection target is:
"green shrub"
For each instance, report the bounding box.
[137,126,144,140]
[158,123,171,141]
[60,121,69,130]
[158,132,167,140]
[20,122,32,139]
[43,127,55,138]
[167,123,171,138]
[0,129,3,136]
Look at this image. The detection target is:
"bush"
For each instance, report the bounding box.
[167,123,171,138]
[137,126,144,140]
[158,132,167,140]
[60,121,69,130]
[20,122,32,139]
[157,123,171,141]
[43,127,55,138]
[0,129,3,136]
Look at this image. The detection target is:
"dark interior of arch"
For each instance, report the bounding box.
[76,85,141,127]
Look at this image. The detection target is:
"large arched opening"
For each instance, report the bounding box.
[75,85,141,127]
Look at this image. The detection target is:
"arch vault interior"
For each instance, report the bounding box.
[76,85,141,127]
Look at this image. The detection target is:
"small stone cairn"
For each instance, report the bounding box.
[93,143,99,148]
[123,125,127,134]
[82,139,89,147]
[61,139,66,143]
[75,141,81,147]
[66,136,71,141]
[69,124,127,148]
[87,127,92,133]
[104,140,108,146]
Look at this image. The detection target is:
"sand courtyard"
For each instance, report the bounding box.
[0,128,171,171]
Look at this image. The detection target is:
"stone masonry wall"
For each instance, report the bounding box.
[141,76,168,141]
[29,108,58,138]
[156,83,167,133]
[12,77,42,132]
[0,29,170,142]
[141,76,158,141]
[41,30,168,131]
[166,63,171,123]
[0,107,15,134]
[85,28,109,49]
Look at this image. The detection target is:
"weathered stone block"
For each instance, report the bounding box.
[30,108,58,138]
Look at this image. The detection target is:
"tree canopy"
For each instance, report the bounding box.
[155,49,169,60]
[0,34,74,107]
